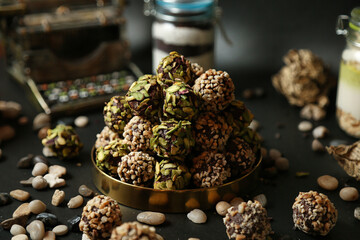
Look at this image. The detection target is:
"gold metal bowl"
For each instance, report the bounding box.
[91,146,262,213]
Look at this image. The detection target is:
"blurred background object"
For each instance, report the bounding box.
[0,0,142,115]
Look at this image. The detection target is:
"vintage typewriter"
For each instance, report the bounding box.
[0,0,142,115]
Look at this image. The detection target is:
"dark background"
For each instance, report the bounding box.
[1,1,360,239]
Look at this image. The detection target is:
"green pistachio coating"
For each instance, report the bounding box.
[150,119,195,160]
[236,127,262,154]
[96,139,128,177]
[125,75,162,121]
[224,100,254,136]
[156,51,192,85]
[103,96,133,135]
[163,81,199,121]
[41,124,83,160]
[154,159,191,190]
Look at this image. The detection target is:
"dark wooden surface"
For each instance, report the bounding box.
[1,1,360,239]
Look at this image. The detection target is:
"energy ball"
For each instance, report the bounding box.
[156,51,192,84]
[193,69,235,112]
[292,191,337,236]
[41,124,83,160]
[96,139,128,177]
[118,152,155,186]
[125,75,162,121]
[224,100,254,136]
[223,200,272,240]
[123,116,153,152]
[79,195,122,240]
[225,137,257,177]
[103,95,133,135]
[110,221,163,240]
[162,81,199,121]
[194,112,232,152]
[190,62,204,86]
[150,119,195,160]
[154,159,191,190]
[237,127,262,154]
[95,126,119,149]
[191,151,231,188]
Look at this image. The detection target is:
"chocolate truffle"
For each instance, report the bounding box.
[95,126,120,149]
[79,195,122,240]
[225,137,257,177]
[110,221,163,240]
[125,75,162,120]
[162,81,199,121]
[191,151,231,188]
[224,100,254,136]
[96,139,128,177]
[223,200,272,240]
[118,152,155,186]
[292,191,337,236]
[41,124,83,160]
[150,119,195,160]
[123,116,153,152]
[194,112,232,151]
[156,51,192,84]
[193,69,235,112]
[103,95,133,135]
[154,159,191,190]
[237,127,262,154]
[190,62,204,86]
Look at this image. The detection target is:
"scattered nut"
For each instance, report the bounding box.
[10,190,30,202]
[32,162,48,177]
[216,201,231,216]
[0,125,16,141]
[48,165,66,177]
[269,148,282,160]
[13,203,30,218]
[275,157,289,171]
[43,174,66,188]
[354,207,360,221]
[317,175,338,191]
[312,126,329,139]
[249,120,260,131]
[187,209,207,224]
[136,211,165,226]
[37,127,49,140]
[78,185,94,197]
[33,113,51,131]
[300,104,326,121]
[20,177,34,186]
[32,176,48,190]
[253,194,267,207]
[339,187,359,201]
[67,195,83,209]
[51,190,65,207]
[29,200,47,214]
[230,197,244,206]
[74,116,89,128]
[312,139,325,152]
[298,121,313,132]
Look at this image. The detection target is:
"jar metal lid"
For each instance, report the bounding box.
[350,7,360,31]
[146,0,216,22]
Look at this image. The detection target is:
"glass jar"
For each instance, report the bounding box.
[145,0,217,72]
[336,7,360,138]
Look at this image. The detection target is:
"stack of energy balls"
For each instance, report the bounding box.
[95,51,261,190]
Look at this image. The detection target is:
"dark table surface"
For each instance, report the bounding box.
[1,1,360,240]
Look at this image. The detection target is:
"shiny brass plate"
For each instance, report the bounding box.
[91,146,262,213]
